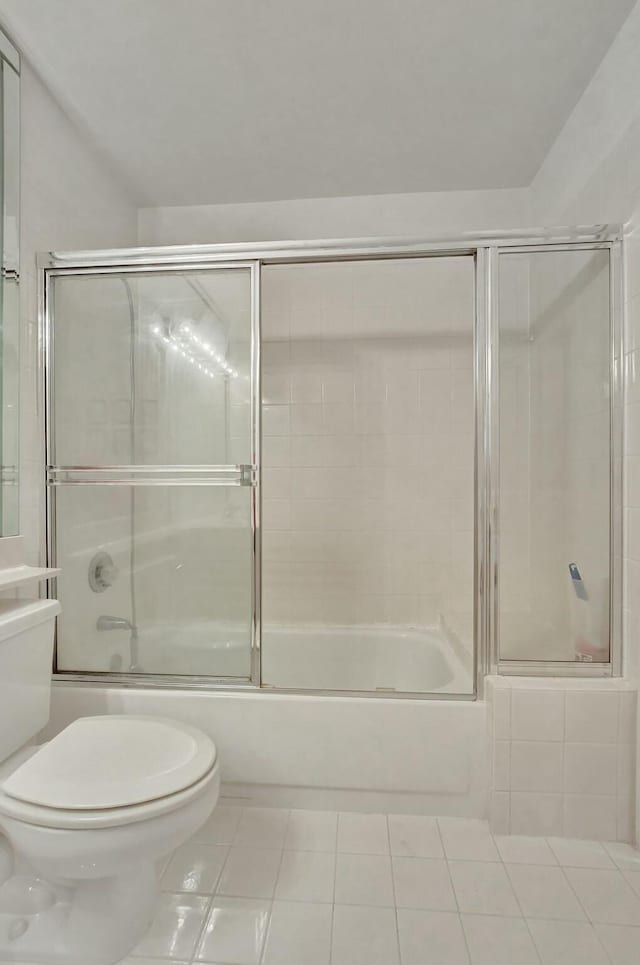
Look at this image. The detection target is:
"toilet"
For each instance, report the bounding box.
[0,598,220,964]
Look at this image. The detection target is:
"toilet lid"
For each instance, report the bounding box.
[1,715,217,810]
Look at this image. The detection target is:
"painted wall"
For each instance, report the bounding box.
[19,60,138,570]
[137,188,530,247]
[530,1,640,226]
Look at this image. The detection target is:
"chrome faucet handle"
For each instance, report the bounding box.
[89,551,118,593]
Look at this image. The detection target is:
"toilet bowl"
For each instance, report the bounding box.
[0,598,223,963]
[0,715,220,879]
[0,712,220,963]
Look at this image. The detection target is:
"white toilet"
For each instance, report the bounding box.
[0,598,220,964]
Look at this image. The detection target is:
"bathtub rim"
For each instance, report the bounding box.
[51,672,477,701]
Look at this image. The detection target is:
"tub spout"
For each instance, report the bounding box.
[97,615,137,633]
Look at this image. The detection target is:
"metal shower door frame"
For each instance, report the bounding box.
[38,224,624,698]
[40,258,262,688]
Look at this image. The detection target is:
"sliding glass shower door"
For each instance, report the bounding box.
[46,264,259,680]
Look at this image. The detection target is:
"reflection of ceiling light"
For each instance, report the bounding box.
[150,322,243,380]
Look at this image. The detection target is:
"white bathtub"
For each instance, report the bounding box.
[262,624,472,694]
[46,682,487,817]
[49,623,484,816]
[112,621,472,695]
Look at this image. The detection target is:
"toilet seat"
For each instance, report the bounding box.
[0,715,219,830]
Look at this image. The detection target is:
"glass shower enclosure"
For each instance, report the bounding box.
[40,227,623,698]
[45,264,260,682]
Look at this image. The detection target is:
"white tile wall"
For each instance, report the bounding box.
[260,258,476,669]
[487,678,637,842]
[499,249,612,663]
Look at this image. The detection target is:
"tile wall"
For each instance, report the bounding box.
[260,257,476,669]
[487,677,637,842]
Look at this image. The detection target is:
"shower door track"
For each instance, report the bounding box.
[38,225,624,699]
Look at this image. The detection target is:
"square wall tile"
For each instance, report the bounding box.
[511,690,565,742]
[510,741,563,792]
[565,692,620,744]
[493,741,511,791]
[564,744,618,795]
[489,792,510,836]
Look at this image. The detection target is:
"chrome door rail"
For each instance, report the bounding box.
[37,225,621,270]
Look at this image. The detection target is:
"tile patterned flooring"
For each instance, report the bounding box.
[120,807,640,965]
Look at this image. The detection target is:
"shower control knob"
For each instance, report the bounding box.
[88,551,118,593]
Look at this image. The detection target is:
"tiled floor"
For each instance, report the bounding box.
[120,807,640,965]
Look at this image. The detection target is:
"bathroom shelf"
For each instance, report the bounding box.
[0,566,60,592]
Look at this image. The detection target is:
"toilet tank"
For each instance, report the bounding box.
[0,599,61,762]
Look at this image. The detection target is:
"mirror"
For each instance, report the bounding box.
[0,33,19,537]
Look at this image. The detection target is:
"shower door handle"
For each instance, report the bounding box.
[239,465,258,486]
[47,465,258,486]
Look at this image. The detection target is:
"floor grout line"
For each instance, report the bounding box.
[127,811,640,965]
[385,814,402,964]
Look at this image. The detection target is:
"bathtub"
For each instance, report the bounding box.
[49,623,484,816]
[261,624,472,694]
[109,622,472,695]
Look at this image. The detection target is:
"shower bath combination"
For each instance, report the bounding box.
[39,227,622,701]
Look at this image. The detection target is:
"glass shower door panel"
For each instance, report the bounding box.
[50,268,252,467]
[48,265,256,680]
[497,248,612,663]
[54,486,253,677]
[260,256,476,695]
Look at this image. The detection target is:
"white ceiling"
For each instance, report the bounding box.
[0,0,635,206]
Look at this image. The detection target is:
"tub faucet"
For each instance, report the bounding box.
[97,615,140,673]
[97,615,138,635]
